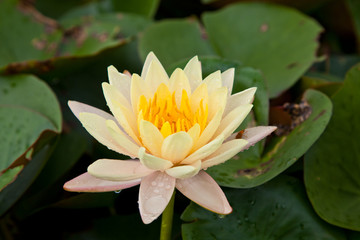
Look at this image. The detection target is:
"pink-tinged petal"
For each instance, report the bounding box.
[201,139,248,169]
[222,68,234,96]
[107,65,131,101]
[176,171,232,214]
[78,112,134,156]
[63,172,140,192]
[182,135,224,165]
[241,126,277,150]
[184,56,202,91]
[139,172,176,224]
[88,159,154,181]
[68,100,115,121]
[224,87,257,116]
[138,147,173,171]
[165,160,201,179]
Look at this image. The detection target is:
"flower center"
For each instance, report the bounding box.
[137,83,208,138]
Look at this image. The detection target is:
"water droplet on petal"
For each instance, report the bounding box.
[151,181,157,186]
[145,195,167,215]
[114,190,121,193]
[154,189,160,193]
[158,182,164,187]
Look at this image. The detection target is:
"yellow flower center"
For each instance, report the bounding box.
[137,83,208,138]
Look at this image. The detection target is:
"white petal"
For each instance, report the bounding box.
[203,70,222,93]
[165,160,201,179]
[63,172,141,192]
[78,112,133,156]
[130,74,152,114]
[241,126,277,150]
[201,139,248,169]
[169,68,191,107]
[224,87,257,116]
[176,171,232,214]
[161,132,193,164]
[140,120,164,157]
[182,135,224,165]
[222,68,235,96]
[214,104,253,140]
[107,65,131,101]
[68,100,115,121]
[106,120,140,158]
[138,147,173,171]
[87,159,154,181]
[139,172,175,224]
[145,59,169,94]
[184,56,202,91]
[208,87,227,120]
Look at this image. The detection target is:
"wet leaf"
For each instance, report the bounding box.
[182,176,346,240]
[208,89,332,188]
[304,63,360,230]
[202,2,323,97]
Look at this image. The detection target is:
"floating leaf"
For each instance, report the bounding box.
[182,176,346,240]
[139,19,215,67]
[0,74,61,215]
[304,64,360,230]
[208,89,332,188]
[202,2,323,97]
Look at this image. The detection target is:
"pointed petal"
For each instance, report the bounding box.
[222,68,234,96]
[140,120,164,157]
[130,73,152,114]
[145,59,169,94]
[214,104,253,140]
[182,135,224,165]
[190,83,208,114]
[87,159,154,181]
[169,68,191,107]
[106,120,140,158]
[202,139,248,169]
[68,100,115,121]
[161,132,193,164]
[141,52,161,79]
[165,160,201,179]
[108,65,131,101]
[103,82,141,145]
[241,126,277,150]
[208,87,227,120]
[138,147,173,171]
[224,87,257,116]
[192,110,222,152]
[184,56,202,91]
[64,172,141,192]
[78,112,133,156]
[187,123,200,143]
[203,70,222,93]
[139,172,175,224]
[176,171,232,214]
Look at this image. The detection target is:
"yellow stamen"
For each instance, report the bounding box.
[138,83,209,138]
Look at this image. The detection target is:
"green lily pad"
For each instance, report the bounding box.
[0,74,61,215]
[181,176,346,240]
[138,19,215,67]
[202,2,323,98]
[304,64,360,230]
[0,0,151,74]
[208,89,332,188]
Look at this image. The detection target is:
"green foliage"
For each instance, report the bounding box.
[304,64,360,230]
[182,176,345,240]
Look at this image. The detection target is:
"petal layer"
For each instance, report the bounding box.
[139,172,175,224]
[161,132,193,164]
[165,160,201,179]
[138,147,173,171]
[87,159,154,181]
[63,172,140,192]
[176,171,232,214]
[241,126,277,150]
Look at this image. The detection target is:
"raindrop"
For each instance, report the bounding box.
[114,190,121,193]
[154,189,160,193]
[250,200,256,206]
[218,214,225,219]
[237,220,242,226]
[145,195,167,214]
[244,215,249,222]
[151,181,157,186]
[158,182,164,187]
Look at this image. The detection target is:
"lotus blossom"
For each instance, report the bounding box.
[64,52,276,224]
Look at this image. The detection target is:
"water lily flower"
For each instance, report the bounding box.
[64,52,276,224]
